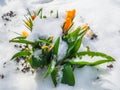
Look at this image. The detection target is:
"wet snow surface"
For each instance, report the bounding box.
[0,0,120,90]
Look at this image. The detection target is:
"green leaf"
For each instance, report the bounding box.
[67,36,83,57]
[65,27,87,57]
[68,51,115,66]
[78,29,86,36]
[77,51,115,61]
[61,64,75,86]
[51,68,59,87]
[37,38,51,44]
[50,10,53,15]
[69,59,114,67]
[10,39,34,45]
[38,8,43,18]
[11,51,31,60]
[38,8,43,15]
[28,56,42,68]
[65,27,86,43]
[65,27,80,39]
[44,60,56,78]
[53,37,60,55]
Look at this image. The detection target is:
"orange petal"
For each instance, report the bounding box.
[63,18,72,31]
[72,9,76,17]
[31,15,36,20]
[66,11,73,19]
[66,9,76,20]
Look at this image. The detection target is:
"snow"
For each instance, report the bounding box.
[0,0,120,90]
[27,16,64,42]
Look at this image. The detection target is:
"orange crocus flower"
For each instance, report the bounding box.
[63,18,72,31]
[66,9,76,20]
[22,31,29,37]
[31,15,36,20]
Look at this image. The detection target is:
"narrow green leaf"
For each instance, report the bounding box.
[66,35,83,58]
[68,51,115,66]
[13,36,26,39]
[38,8,43,16]
[77,51,115,61]
[61,64,75,86]
[44,60,56,78]
[37,8,43,18]
[78,29,86,36]
[10,39,34,45]
[53,37,60,55]
[67,36,82,56]
[11,51,31,60]
[51,68,59,87]
[69,59,114,67]
[65,27,80,41]
[37,38,51,44]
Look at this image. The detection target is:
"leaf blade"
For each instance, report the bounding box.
[53,37,60,55]
[51,68,59,87]
[44,60,56,78]
[10,39,34,45]
[61,64,75,86]
[11,51,31,60]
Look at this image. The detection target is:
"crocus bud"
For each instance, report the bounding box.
[31,15,36,20]
[22,31,29,37]
[63,18,72,31]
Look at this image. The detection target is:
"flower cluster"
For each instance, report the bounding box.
[10,9,115,87]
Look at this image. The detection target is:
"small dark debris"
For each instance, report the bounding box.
[21,63,24,66]
[13,44,34,74]
[21,66,30,73]
[1,11,16,21]
[3,62,6,65]
[90,33,98,40]
[24,45,28,48]
[96,76,100,79]
[4,23,6,26]
[31,70,35,74]
[0,74,4,79]
[16,67,20,71]
[14,44,18,48]
[3,66,5,68]
[3,62,7,68]
[20,56,26,60]
[19,45,22,48]
[107,64,113,69]
[15,58,20,63]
